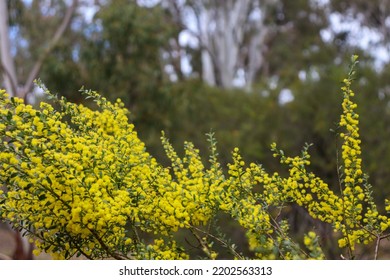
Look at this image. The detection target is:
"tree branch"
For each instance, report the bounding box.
[22,0,79,99]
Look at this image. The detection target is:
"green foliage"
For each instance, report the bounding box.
[41,0,178,108]
[135,79,284,167]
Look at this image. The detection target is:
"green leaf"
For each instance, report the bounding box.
[7,111,12,121]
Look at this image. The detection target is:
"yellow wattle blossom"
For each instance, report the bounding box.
[0,88,166,259]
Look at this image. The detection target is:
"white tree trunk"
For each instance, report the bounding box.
[162,0,276,88]
[218,0,251,88]
[201,48,216,86]
[199,7,216,86]
[201,0,252,89]
[246,8,269,88]
[0,0,18,97]
[184,0,268,89]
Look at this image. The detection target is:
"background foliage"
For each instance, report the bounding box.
[2,0,390,259]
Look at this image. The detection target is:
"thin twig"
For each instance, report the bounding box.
[190,225,244,259]
[89,230,126,260]
[189,226,214,259]
[374,235,381,260]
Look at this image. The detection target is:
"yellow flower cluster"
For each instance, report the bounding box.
[270,143,342,223]
[333,57,390,250]
[140,238,189,260]
[262,56,390,256]
[155,136,220,232]
[0,89,171,259]
[211,147,324,259]
[0,88,224,259]
[1,84,323,259]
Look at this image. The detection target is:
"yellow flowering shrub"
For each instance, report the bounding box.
[1,56,390,259]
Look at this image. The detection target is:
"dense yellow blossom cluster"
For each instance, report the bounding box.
[1,56,390,259]
[259,57,390,257]
[0,88,158,259]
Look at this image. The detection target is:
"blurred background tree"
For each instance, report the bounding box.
[2,0,390,259]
